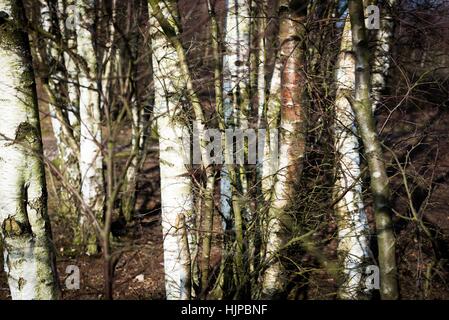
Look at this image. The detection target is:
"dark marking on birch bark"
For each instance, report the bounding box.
[3,217,32,237]
[13,122,38,145]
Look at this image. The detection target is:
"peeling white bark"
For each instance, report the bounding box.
[261,123,291,297]
[0,0,59,299]
[150,6,193,300]
[371,0,396,110]
[76,0,104,253]
[334,16,369,300]
[257,7,266,123]
[62,0,81,136]
[261,58,281,201]
[259,15,283,298]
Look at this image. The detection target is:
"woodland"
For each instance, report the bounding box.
[0,0,448,300]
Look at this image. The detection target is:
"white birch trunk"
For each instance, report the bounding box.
[259,3,282,298]
[260,51,281,281]
[261,59,281,202]
[0,0,59,299]
[257,5,267,123]
[76,0,104,254]
[349,0,398,299]
[261,2,306,298]
[48,104,63,149]
[62,0,81,136]
[261,127,290,298]
[60,0,82,195]
[370,0,396,110]
[221,0,251,224]
[150,6,193,300]
[334,16,369,299]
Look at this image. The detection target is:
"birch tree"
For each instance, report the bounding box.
[247,0,268,292]
[261,0,307,299]
[259,0,283,299]
[369,0,397,110]
[0,0,59,299]
[348,0,398,299]
[76,0,105,255]
[149,2,193,300]
[221,0,251,192]
[149,0,222,298]
[333,15,370,299]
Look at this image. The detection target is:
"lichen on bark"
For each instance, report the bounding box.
[0,0,59,300]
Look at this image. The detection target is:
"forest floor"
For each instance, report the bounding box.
[0,212,166,300]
